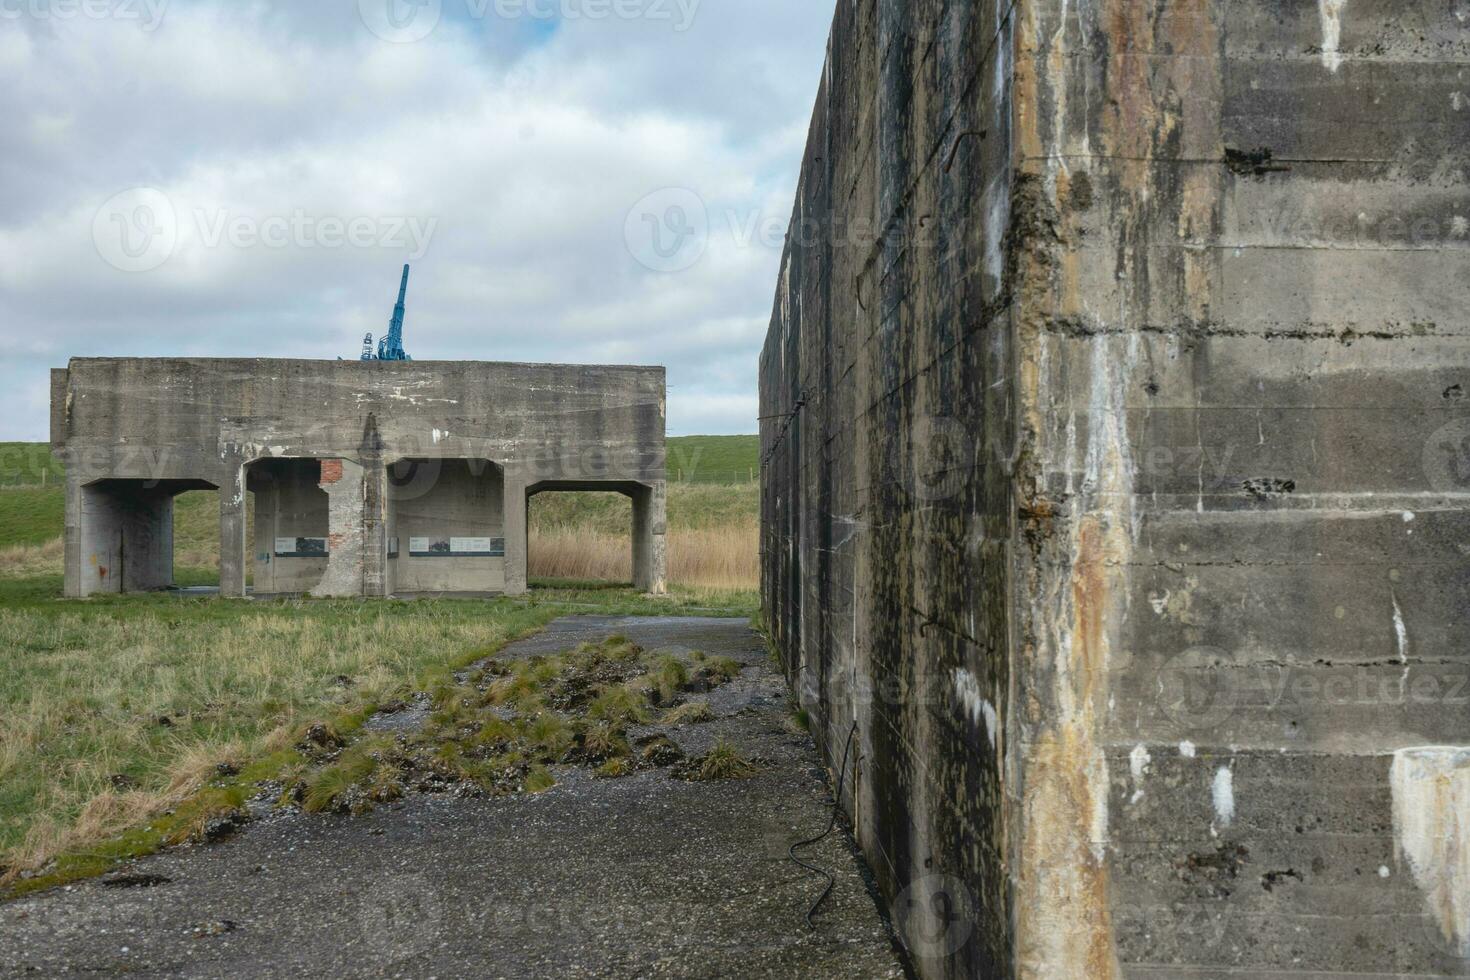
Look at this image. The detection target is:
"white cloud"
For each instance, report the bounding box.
[0,0,836,439]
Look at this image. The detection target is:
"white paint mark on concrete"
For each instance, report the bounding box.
[1212,766,1235,830]
[1149,590,1171,616]
[1180,740,1197,759]
[1393,591,1411,697]
[953,668,997,750]
[1404,511,1417,523]
[1379,865,1392,878]
[1129,744,1152,804]
[1319,0,1347,72]
[1390,747,1470,955]
[1454,92,1465,112]
[1454,216,1469,238]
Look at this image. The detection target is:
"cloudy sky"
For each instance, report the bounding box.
[0,0,837,440]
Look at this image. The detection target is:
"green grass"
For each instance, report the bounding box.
[0,489,65,548]
[0,443,64,489]
[690,739,759,781]
[530,482,755,535]
[0,577,755,894]
[666,435,758,485]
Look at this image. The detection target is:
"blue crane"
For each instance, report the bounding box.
[359,264,414,361]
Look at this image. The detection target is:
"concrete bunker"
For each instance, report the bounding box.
[51,358,667,600]
[75,477,217,594]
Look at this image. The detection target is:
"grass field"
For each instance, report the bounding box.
[0,580,758,892]
[0,443,63,489]
[0,437,762,891]
[666,434,759,484]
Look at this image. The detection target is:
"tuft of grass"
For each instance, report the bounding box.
[707,657,743,683]
[525,713,574,761]
[162,786,249,846]
[646,655,690,702]
[367,764,404,805]
[662,701,715,726]
[302,737,394,814]
[581,722,630,761]
[692,740,758,781]
[587,684,652,726]
[595,758,632,779]
[524,765,556,794]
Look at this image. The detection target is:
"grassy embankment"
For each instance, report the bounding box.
[0,436,761,893]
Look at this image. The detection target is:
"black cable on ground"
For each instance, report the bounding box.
[788,720,860,930]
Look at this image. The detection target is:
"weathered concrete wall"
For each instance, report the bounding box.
[52,358,666,598]
[389,459,506,595]
[249,459,330,595]
[761,1,1470,977]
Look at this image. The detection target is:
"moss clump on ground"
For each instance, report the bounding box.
[595,758,633,779]
[287,636,749,816]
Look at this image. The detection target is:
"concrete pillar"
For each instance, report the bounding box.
[361,459,387,598]
[317,459,367,598]
[502,467,528,596]
[632,481,667,595]
[63,469,83,598]
[219,463,248,599]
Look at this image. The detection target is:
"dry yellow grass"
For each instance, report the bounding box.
[0,538,63,579]
[529,523,757,591]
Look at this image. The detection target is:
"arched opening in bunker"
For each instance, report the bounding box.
[76,478,219,594]
[246,459,335,597]
[529,478,661,587]
[170,486,233,589]
[526,488,640,588]
[386,458,507,596]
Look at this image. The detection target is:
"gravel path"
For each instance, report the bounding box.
[0,617,907,979]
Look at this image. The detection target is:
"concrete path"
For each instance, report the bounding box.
[0,617,907,979]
